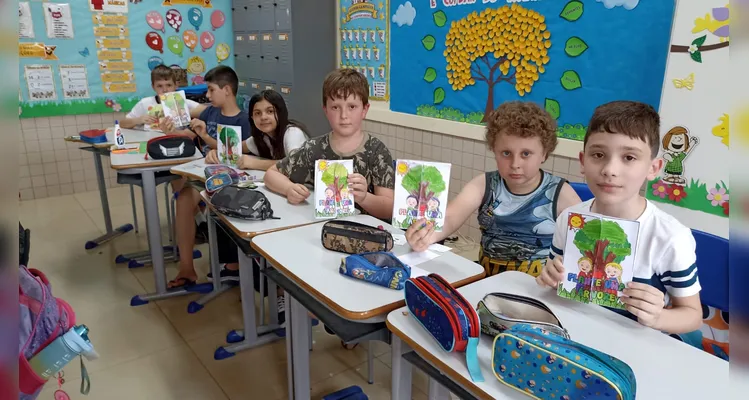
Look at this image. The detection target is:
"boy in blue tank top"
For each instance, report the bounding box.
[406,101,581,278]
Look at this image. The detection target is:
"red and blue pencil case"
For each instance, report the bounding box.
[405,274,484,382]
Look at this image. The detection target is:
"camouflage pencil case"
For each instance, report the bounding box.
[321,220,394,254]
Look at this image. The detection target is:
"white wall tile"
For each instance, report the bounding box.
[20,189,34,200]
[34,118,50,129]
[49,117,63,127]
[26,152,41,164]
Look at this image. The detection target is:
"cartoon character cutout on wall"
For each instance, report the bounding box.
[661,126,699,185]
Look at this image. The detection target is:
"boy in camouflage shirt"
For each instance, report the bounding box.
[265,69,395,220]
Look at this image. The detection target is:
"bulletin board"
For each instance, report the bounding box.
[388,0,675,141]
[18,0,234,119]
[339,0,389,100]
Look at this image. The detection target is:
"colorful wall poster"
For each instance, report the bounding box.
[19,0,234,118]
[24,65,57,102]
[339,0,389,100]
[646,1,730,229]
[389,0,676,140]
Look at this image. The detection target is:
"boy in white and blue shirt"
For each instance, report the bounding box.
[537,101,702,334]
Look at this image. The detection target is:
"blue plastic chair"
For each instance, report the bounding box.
[693,229,729,312]
[569,182,594,201]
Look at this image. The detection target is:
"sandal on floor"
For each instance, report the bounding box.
[340,341,359,350]
[168,277,197,289]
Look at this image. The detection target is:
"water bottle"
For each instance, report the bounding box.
[28,325,98,380]
[114,120,125,148]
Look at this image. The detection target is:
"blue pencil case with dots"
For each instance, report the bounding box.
[493,324,636,400]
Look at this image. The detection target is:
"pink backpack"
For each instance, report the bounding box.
[19,265,76,399]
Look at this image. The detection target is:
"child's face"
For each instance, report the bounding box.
[605,266,621,278]
[407,197,417,207]
[325,188,333,197]
[579,260,592,272]
[427,198,438,210]
[492,133,546,191]
[252,99,278,134]
[152,79,177,96]
[206,82,230,108]
[323,94,369,138]
[580,131,662,207]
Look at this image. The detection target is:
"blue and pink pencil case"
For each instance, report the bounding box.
[404,273,484,382]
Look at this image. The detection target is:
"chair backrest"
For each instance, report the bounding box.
[569,182,594,201]
[693,229,728,312]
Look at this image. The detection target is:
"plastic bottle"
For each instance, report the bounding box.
[27,325,98,380]
[114,120,125,148]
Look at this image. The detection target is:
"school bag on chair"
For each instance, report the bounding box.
[18,265,78,400]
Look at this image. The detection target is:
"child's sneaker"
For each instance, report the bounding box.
[206,266,240,281]
[277,296,286,326]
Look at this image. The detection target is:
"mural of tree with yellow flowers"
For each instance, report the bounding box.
[434,4,551,121]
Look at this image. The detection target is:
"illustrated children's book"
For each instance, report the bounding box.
[557,213,640,309]
[216,124,242,167]
[392,160,451,231]
[314,160,355,219]
[159,90,191,128]
[144,103,164,131]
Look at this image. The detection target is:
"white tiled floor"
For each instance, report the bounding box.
[21,187,480,400]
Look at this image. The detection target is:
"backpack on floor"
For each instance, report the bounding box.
[19,265,76,400]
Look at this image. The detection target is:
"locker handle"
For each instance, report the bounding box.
[244,6,248,10]
[258,4,262,8]
[274,2,278,6]
[260,56,264,59]
[275,56,279,60]
[246,55,250,58]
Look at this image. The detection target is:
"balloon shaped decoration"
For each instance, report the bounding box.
[167,35,184,57]
[200,31,215,52]
[191,75,205,85]
[183,30,198,52]
[188,7,203,31]
[165,9,183,33]
[148,56,164,70]
[210,10,226,31]
[146,32,164,53]
[216,43,230,63]
[146,11,165,33]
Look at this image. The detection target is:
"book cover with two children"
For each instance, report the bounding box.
[392,160,451,232]
[557,213,640,310]
[314,160,356,218]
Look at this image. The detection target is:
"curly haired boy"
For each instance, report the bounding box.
[406,101,580,278]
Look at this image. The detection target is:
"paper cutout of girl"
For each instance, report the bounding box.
[662,126,699,185]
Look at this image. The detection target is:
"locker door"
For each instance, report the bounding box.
[234,35,252,77]
[274,0,292,30]
[278,84,293,111]
[262,81,277,92]
[247,0,261,30]
[249,79,263,94]
[232,3,249,32]
[258,0,276,31]
[237,78,252,112]
[246,33,263,80]
[260,31,276,83]
[276,32,293,84]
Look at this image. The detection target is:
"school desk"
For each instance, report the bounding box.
[197,187,322,358]
[170,158,266,183]
[250,214,486,400]
[110,149,203,305]
[386,271,730,400]
[64,128,164,250]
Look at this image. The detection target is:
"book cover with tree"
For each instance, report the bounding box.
[557,212,640,309]
[217,124,241,167]
[314,160,355,219]
[392,160,451,231]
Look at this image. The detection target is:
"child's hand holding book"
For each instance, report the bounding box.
[620,282,665,328]
[536,256,565,288]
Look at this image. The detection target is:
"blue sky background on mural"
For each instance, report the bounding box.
[389,0,676,132]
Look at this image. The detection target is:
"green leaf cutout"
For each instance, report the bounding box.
[691,35,707,47]
[564,36,588,57]
[424,67,437,83]
[545,98,561,120]
[422,35,436,51]
[560,70,582,90]
[690,50,703,63]
[433,10,447,27]
[434,87,446,105]
[560,0,584,22]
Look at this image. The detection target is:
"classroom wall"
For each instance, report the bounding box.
[18,113,126,201]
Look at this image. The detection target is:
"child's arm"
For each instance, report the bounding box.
[556,182,582,218]
[621,285,701,333]
[537,208,570,288]
[237,155,277,171]
[189,104,207,118]
[264,165,310,203]
[355,185,394,220]
[406,174,485,252]
[120,115,148,129]
[190,118,217,149]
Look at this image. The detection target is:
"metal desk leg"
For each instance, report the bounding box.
[187,212,235,314]
[428,378,451,400]
[214,249,283,360]
[129,170,203,306]
[391,336,414,400]
[84,150,133,250]
[288,293,311,400]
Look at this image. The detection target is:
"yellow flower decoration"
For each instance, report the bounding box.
[396,161,409,175]
[317,160,328,172]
